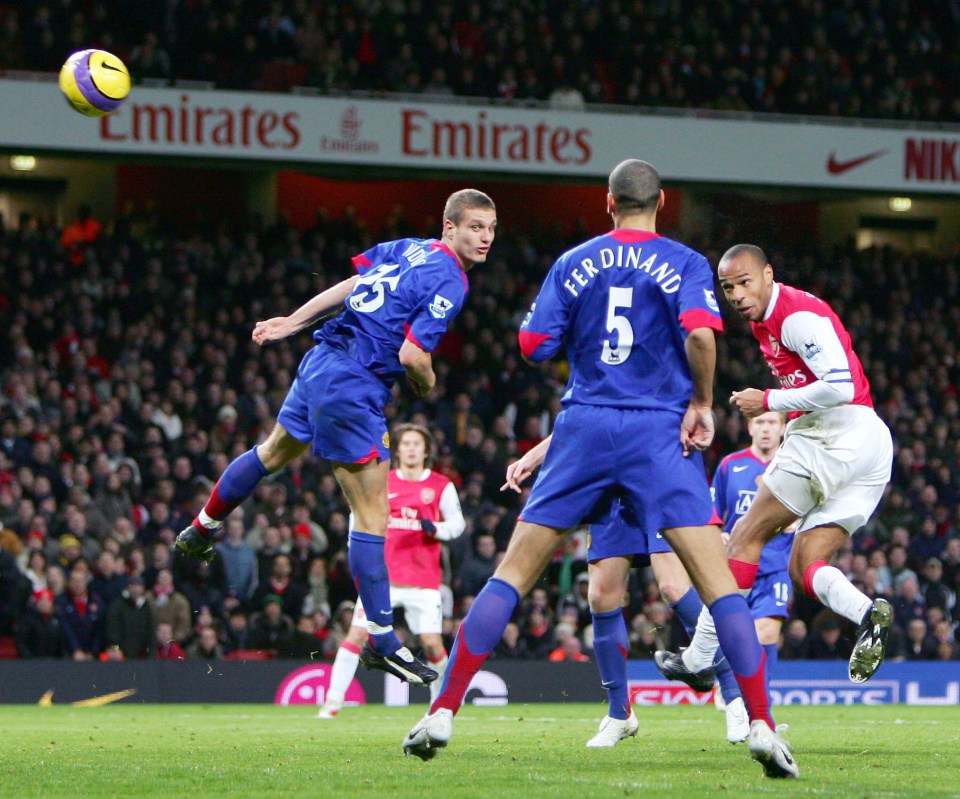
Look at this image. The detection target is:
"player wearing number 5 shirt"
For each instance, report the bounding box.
[407,161,793,779]
[679,243,893,689]
[175,191,496,689]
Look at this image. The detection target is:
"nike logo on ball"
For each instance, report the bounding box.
[826,149,887,174]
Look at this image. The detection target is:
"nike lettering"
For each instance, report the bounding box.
[826,149,888,174]
[733,465,749,473]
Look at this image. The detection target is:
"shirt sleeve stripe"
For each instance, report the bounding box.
[679,308,724,333]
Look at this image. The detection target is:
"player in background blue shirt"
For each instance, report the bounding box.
[175,190,497,685]
[404,160,797,778]
[701,411,792,741]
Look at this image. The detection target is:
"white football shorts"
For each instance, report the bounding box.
[352,586,443,636]
[763,404,893,535]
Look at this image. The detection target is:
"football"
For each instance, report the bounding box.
[58,49,130,117]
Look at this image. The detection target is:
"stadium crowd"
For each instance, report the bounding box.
[0,195,958,664]
[1,0,958,123]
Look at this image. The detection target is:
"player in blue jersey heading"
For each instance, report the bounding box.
[175,189,497,685]
[403,160,798,778]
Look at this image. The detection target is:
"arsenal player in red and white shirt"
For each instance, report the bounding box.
[677,243,894,691]
[319,424,465,717]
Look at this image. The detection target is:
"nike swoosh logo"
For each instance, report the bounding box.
[38,688,137,706]
[826,149,887,174]
[388,493,400,499]
[733,465,749,472]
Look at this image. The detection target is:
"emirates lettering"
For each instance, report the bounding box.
[101,94,301,150]
[904,138,960,182]
[563,246,680,297]
[402,109,591,165]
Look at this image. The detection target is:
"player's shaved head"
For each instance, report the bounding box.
[608,159,661,213]
[443,189,496,224]
[719,243,768,271]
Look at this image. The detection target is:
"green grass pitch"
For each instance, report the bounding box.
[0,704,957,798]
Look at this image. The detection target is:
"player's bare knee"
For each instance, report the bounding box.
[587,583,620,614]
[657,579,691,605]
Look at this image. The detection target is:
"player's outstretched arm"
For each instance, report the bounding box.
[681,328,716,453]
[399,338,436,397]
[501,434,552,492]
[252,275,359,345]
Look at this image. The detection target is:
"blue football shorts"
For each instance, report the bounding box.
[521,404,715,532]
[277,343,392,464]
[586,499,674,562]
[748,570,792,620]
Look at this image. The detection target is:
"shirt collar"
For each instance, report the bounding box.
[762,282,781,322]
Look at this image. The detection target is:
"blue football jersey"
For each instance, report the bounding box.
[711,449,792,576]
[315,238,469,381]
[518,229,723,413]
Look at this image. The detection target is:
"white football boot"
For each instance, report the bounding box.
[403,708,454,760]
[748,720,799,779]
[585,710,640,748]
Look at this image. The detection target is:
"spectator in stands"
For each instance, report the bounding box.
[127,31,172,82]
[456,532,497,599]
[251,553,305,621]
[147,568,192,645]
[56,568,106,660]
[105,575,155,659]
[156,621,185,660]
[60,205,102,267]
[807,616,851,661]
[188,625,224,660]
[904,619,937,660]
[16,589,63,658]
[247,594,293,654]
[222,608,251,655]
[216,511,259,606]
[893,576,927,631]
[921,558,956,621]
[491,621,529,659]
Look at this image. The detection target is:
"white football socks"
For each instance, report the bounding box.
[326,645,361,706]
[682,605,720,673]
[428,654,449,703]
[811,565,872,624]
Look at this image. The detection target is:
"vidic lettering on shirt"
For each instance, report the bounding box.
[402,241,428,266]
[562,246,681,297]
[429,294,454,319]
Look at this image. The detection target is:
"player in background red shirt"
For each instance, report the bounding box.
[319,424,465,717]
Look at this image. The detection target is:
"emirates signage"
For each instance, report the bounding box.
[0,78,956,192]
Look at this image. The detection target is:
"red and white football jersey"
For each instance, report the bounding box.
[385,469,460,589]
[751,282,873,415]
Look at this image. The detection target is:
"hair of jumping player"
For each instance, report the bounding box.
[443,189,496,225]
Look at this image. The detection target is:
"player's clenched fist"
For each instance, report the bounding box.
[253,317,294,345]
